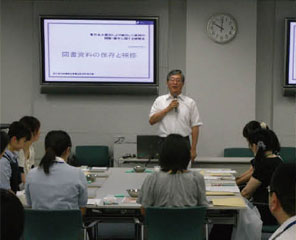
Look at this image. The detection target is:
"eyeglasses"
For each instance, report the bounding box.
[168,78,183,83]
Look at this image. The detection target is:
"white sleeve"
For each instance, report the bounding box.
[29,145,36,167]
[190,100,203,127]
[149,97,161,117]
[78,170,88,207]
[0,159,12,190]
[18,149,25,168]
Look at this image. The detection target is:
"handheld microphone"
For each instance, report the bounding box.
[173,95,178,113]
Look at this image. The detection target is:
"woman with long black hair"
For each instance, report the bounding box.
[241,128,282,224]
[25,130,88,212]
[236,121,270,186]
[210,128,282,240]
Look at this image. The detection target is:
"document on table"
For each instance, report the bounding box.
[209,173,233,177]
[210,181,236,186]
[204,176,235,180]
[206,186,240,193]
[87,199,102,206]
[206,192,235,196]
[206,170,237,174]
[212,197,245,207]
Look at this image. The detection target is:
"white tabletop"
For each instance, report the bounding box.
[119,157,251,164]
[88,167,246,210]
[17,167,246,211]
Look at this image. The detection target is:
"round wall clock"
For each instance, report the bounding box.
[207,13,238,44]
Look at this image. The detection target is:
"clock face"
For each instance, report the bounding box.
[207,14,237,44]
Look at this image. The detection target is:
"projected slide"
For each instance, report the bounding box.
[43,19,155,83]
[288,21,296,85]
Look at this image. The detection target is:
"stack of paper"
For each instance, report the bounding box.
[206,186,240,193]
[206,170,236,174]
[206,192,235,196]
[212,197,245,207]
[209,173,233,177]
[204,175,235,180]
[122,197,137,204]
[87,199,102,206]
[210,182,236,186]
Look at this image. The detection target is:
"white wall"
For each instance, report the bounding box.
[1,0,294,161]
[186,0,257,156]
[0,0,187,160]
[257,0,296,147]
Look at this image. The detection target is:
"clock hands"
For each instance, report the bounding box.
[213,22,224,31]
[207,14,237,43]
[221,17,224,33]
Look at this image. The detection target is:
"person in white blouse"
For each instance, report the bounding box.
[18,116,40,184]
[268,163,296,240]
[25,130,88,213]
[149,69,202,162]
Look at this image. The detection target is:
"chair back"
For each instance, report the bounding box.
[224,147,253,157]
[262,224,279,233]
[75,145,109,167]
[279,147,296,163]
[23,209,83,240]
[145,206,207,240]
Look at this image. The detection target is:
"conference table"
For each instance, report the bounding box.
[85,167,246,239]
[117,157,251,175]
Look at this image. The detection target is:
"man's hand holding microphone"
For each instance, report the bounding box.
[167,96,179,113]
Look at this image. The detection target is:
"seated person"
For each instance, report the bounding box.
[137,134,208,214]
[0,188,25,240]
[25,130,88,213]
[269,163,296,240]
[18,116,41,184]
[236,121,271,186]
[0,122,31,193]
[241,128,282,225]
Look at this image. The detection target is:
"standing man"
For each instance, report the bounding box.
[149,69,202,162]
[268,163,296,240]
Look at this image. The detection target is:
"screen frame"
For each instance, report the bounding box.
[284,18,296,96]
[39,15,159,95]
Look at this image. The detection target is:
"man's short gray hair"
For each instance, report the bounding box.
[166,69,185,82]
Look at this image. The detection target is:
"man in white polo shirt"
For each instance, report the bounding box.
[149,69,202,162]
